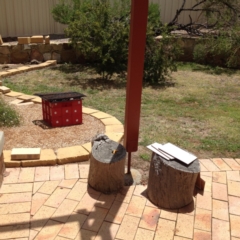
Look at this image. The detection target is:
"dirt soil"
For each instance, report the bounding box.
[1,94,150,184]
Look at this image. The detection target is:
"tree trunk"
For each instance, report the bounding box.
[147,153,200,209]
[88,135,126,194]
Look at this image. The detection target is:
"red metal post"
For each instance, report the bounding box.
[124,0,149,173]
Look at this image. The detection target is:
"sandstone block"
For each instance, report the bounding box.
[45,35,50,44]
[52,43,63,51]
[11,148,41,160]
[18,37,31,44]
[31,49,43,62]
[0,55,10,64]
[31,35,44,43]
[101,117,122,126]
[43,53,51,61]
[5,91,28,98]
[9,99,24,105]
[91,112,112,119]
[17,95,35,101]
[52,52,61,63]
[104,132,124,143]
[31,97,42,104]
[0,72,11,79]
[15,66,31,72]
[11,50,29,63]
[81,142,91,153]
[39,43,52,53]
[105,124,124,133]
[82,107,99,114]
[3,150,21,167]
[0,131,4,156]
[5,69,20,75]
[21,149,57,167]
[0,46,10,55]
[46,60,57,66]
[23,44,31,50]
[0,153,5,189]
[0,86,10,93]
[57,146,89,164]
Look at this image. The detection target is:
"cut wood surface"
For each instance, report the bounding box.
[147,153,200,209]
[88,134,126,193]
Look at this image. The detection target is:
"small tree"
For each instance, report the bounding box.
[52,0,181,83]
[65,0,130,79]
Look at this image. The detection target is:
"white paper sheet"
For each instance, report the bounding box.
[158,143,197,164]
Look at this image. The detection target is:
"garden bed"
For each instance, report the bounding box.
[1,94,105,151]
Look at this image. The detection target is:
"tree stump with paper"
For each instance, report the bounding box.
[147,143,200,209]
[88,134,126,194]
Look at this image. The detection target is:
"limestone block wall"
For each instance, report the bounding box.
[0,131,5,188]
[0,37,236,67]
[0,41,81,64]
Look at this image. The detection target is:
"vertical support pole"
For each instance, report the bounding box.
[124,0,149,173]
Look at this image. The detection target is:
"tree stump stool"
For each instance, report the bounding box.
[147,153,200,209]
[88,134,126,194]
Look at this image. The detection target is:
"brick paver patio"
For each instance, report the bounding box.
[0,158,240,240]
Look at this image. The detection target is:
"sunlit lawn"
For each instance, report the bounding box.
[3,62,240,160]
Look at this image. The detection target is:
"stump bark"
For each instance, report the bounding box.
[147,153,200,209]
[88,134,126,193]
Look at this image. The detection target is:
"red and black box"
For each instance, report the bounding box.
[36,92,86,127]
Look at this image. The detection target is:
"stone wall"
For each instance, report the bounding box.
[0,41,81,64]
[0,37,236,67]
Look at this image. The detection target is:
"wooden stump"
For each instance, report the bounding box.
[147,153,200,209]
[88,134,126,193]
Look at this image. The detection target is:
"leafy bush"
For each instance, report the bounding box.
[52,0,81,24]
[53,0,181,83]
[194,27,240,68]
[0,97,21,127]
[143,3,182,83]
[65,0,130,79]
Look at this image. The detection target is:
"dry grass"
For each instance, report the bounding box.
[2,63,240,160]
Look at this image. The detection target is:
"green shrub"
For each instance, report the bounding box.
[65,0,130,80]
[194,28,240,68]
[53,0,181,83]
[52,0,82,24]
[0,97,21,127]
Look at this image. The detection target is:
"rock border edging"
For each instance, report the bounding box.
[0,61,124,167]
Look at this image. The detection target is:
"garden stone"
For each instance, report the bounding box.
[43,53,52,61]
[52,52,61,63]
[0,46,10,55]
[31,49,43,62]
[0,131,4,155]
[23,44,31,50]
[11,50,29,63]
[38,44,52,53]
[52,43,62,51]
[0,54,10,64]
